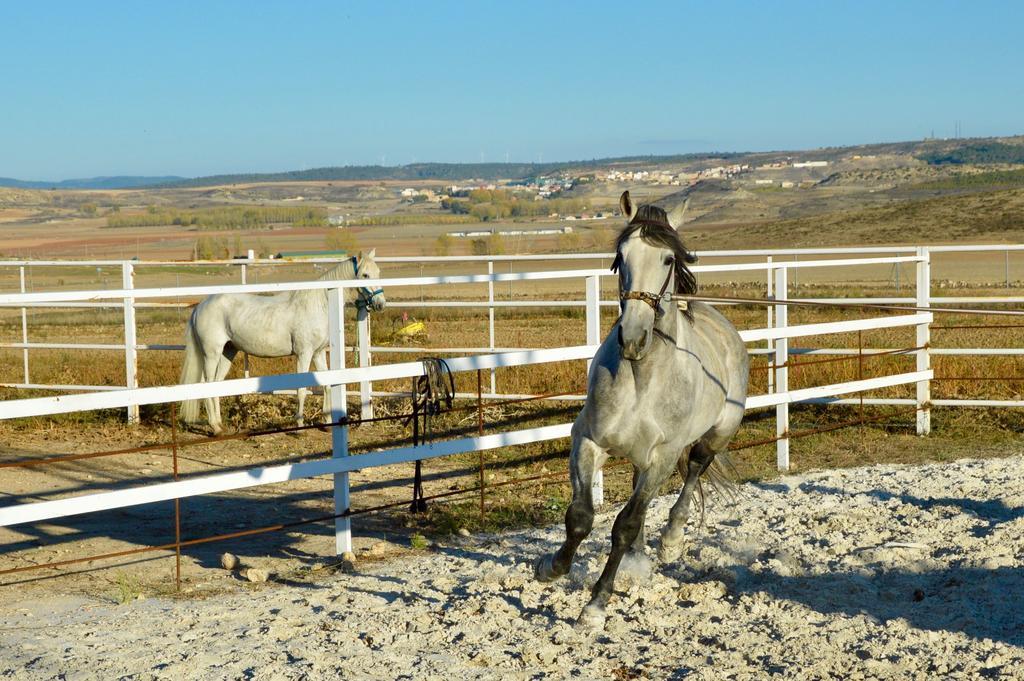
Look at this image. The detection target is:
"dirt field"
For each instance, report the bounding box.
[2,455,1022,679]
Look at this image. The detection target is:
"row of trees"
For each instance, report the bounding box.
[343,213,477,227]
[109,206,328,230]
[442,193,587,221]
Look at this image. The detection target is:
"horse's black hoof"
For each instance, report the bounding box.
[534,554,563,583]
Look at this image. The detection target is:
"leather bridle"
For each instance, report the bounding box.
[616,218,685,317]
[351,256,384,309]
[620,264,675,316]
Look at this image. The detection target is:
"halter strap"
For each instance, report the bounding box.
[351,255,384,308]
[616,231,687,315]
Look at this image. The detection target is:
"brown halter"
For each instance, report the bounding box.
[617,219,687,316]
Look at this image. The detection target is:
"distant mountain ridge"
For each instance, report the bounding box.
[0,176,185,190]
[2,135,1021,190]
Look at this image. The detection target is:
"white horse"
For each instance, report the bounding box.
[535,192,749,629]
[179,250,385,434]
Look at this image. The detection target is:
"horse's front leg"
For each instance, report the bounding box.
[578,452,676,630]
[535,434,606,582]
[295,350,314,428]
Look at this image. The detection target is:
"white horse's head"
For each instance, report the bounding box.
[355,248,386,312]
[612,191,697,361]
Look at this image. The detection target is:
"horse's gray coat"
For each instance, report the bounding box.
[178,250,384,434]
[535,192,749,629]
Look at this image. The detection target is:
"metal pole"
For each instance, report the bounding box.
[477,369,485,519]
[171,403,182,592]
[357,305,373,420]
[585,274,604,505]
[774,267,790,471]
[916,247,931,435]
[19,266,28,385]
[328,286,352,554]
[122,262,139,424]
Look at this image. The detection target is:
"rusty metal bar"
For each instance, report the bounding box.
[170,404,181,593]
[931,324,1024,330]
[0,388,587,471]
[477,369,485,518]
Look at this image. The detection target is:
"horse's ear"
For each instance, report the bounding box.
[356,250,363,261]
[367,248,376,260]
[619,191,637,222]
[667,198,690,231]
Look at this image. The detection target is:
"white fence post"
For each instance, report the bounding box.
[766,256,774,394]
[122,262,139,424]
[774,266,790,471]
[487,260,496,395]
[916,247,931,435]
[585,274,604,505]
[357,305,373,420]
[328,287,352,554]
[240,261,250,378]
[19,266,29,385]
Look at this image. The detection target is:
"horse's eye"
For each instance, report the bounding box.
[362,273,369,278]
[664,256,675,266]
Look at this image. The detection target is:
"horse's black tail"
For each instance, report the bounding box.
[695,450,740,523]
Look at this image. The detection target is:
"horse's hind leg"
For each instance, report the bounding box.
[295,350,314,428]
[658,441,716,563]
[579,452,677,630]
[201,353,226,435]
[209,346,237,434]
[312,349,331,426]
[535,434,606,583]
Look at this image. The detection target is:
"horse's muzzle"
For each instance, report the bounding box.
[369,294,386,312]
[618,326,649,361]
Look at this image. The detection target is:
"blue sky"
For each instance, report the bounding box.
[2,1,1022,179]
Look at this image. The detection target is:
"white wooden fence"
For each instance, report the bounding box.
[0,258,937,554]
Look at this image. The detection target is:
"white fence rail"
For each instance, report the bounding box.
[1,246,1020,412]
[0,257,941,558]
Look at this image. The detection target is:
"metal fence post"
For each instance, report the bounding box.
[328,286,352,554]
[487,260,496,395]
[916,247,931,435]
[585,274,604,505]
[357,305,373,420]
[122,262,139,424]
[19,266,29,385]
[774,266,790,471]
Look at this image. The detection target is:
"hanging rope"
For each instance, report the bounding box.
[405,357,456,512]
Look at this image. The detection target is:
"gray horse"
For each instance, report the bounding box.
[536,191,749,629]
[179,250,385,434]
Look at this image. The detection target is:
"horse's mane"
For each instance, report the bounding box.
[611,204,698,297]
[317,258,358,281]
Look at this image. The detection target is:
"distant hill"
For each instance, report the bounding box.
[0,176,186,190]
[3,135,1022,191]
[158,154,747,188]
[915,141,1024,165]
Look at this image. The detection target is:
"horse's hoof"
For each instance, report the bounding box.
[534,554,562,583]
[575,604,606,631]
[657,539,683,564]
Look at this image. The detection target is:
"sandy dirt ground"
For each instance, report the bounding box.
[1,455,1022,679]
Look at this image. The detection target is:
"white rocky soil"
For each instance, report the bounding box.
[2,456,1023,680]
